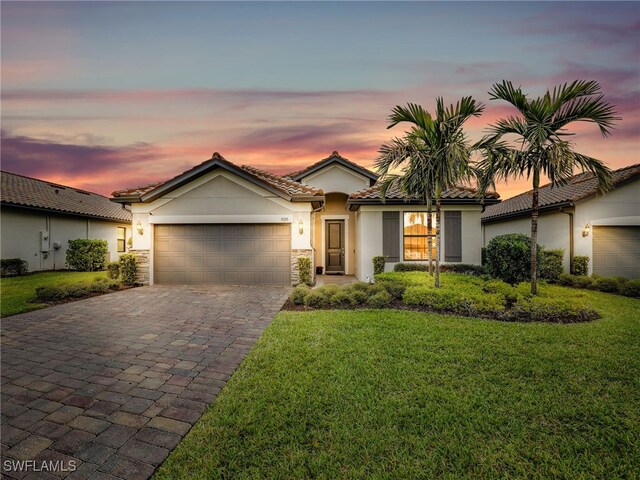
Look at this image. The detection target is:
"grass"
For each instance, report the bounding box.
[155,289,640,479]
[0,270,108,317]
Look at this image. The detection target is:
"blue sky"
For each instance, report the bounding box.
[2,1,638,196]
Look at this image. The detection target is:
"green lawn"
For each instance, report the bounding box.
[156,289,640,479]
[0,271,108,317]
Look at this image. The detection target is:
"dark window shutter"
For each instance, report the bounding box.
[382,211,400,262]
[444,211,462,262]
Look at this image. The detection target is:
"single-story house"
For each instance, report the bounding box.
[482,163,640,279]
[1,171,132,272]
[111,151,498,285]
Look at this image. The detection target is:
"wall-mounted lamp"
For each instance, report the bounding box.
[298,219,304,235]
[136,221,144,236]
[582,223,591,237]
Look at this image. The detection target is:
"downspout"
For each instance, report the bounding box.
[560,207,574,272]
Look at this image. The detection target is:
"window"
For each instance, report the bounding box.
[117,227,126,253]
[403,212,436,261]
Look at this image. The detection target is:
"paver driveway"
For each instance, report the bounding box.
[1,284,290,480]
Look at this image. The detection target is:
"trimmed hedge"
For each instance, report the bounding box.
[557,273,638,298]
[372,256,386,275]
[66,239,109,271]
[119,254,137,286]
[571,256,589,276]
[393,263,485,276]
[485,234,541,285]
[34,278,122,303]
[297,257,312,286]
[106,262,120,280]
[1,258,28,277]
[620,280,640,298]
[539,249,564,281]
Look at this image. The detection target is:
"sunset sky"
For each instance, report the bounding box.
[2,1,638,199]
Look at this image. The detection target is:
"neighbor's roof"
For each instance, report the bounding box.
[287,151,378,182]
[481,163,640,222]
[111,153,323,203]
[1,171,131,222]
[347,183,499,210]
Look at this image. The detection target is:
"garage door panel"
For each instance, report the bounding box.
[154,223,291,284]
[593,226,640,279]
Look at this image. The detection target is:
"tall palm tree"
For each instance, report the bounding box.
[477,80,618,294]
[376,97,485,287]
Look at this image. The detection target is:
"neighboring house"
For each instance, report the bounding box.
[112,151,497,285]
[1,171,132,272]
[482,164,640,279]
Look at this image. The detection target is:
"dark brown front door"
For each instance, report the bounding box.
[325,220,345,273]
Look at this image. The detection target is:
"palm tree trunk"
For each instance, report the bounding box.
[435,185,442,288]
[530,169,540,295]
[427,205,433,275]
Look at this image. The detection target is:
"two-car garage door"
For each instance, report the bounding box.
[154,224,290,284]
[593,226,640,279]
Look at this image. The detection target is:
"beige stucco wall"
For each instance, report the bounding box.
[312,193,356,274]
[354,205,484,281]
[1,206,130,271]
[482,178,640,274]
[129,169,314,285]
[300,164,370,194]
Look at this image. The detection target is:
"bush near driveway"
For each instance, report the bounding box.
[0,271,110,317]
[66,239,109,271]
[287,272,600,323]
[155,295,640,480]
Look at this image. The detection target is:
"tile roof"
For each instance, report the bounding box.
[482,163,640,221]
[1,171,131,222]
[287,151,378,181]
[111,153,323,201]
[349,183,498,201]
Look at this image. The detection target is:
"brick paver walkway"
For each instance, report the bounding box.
[1,284,290,480]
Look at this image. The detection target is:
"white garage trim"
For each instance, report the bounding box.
[149,215,292,224]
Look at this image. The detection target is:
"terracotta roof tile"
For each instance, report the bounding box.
[112,153,323,201]
[287,151,378,180]
[1,171,131,222]
[349,183,498,201]
[482,163,640,221]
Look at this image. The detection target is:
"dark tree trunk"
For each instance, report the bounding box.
[435,193,441,288]
[427,205,433,275]
[530,169,540,295]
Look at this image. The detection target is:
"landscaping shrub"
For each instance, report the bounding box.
[89,282,110,294]
[106,262,120,280]
[394,263,430,272]
[377,279,407,300]
[372,256,386,275]
[571,256,589,276]
[1,258,28,277]
[346,288,369,305]
[442,264,486,276]
[290,285,310,305]
[297,257,312,286]
[304,290,329,308]
[66,239,109,271]
[592,276,621,293]
[107,280,122,290]
[119,254,137,286]
[485,234,541,285]
[66,284,92,298]
[539,249,564,281]
[34,286,69,302]
[367,290,392,308]
[620,280,640,298]
[316,284,339,298]
[501,296,599,323]
[331,290,358,308]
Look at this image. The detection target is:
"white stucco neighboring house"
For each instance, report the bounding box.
[1,171,132,272]
[482,163,640,279]
[111,151,498,285]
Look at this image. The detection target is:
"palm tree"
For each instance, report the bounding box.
[376,98,485,287]
[477,80,618,294]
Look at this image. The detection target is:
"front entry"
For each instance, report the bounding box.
[325,220,345,274]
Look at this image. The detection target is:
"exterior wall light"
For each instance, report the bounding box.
[136,221,144,236]
[582,223,591,237]
[298,219,304,235]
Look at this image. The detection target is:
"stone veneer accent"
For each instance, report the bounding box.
[130,249,150,285]
[291,249,314,286]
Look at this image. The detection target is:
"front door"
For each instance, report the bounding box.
[325,220,345,273]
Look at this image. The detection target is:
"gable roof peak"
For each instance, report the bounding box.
[210,152,226,161]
